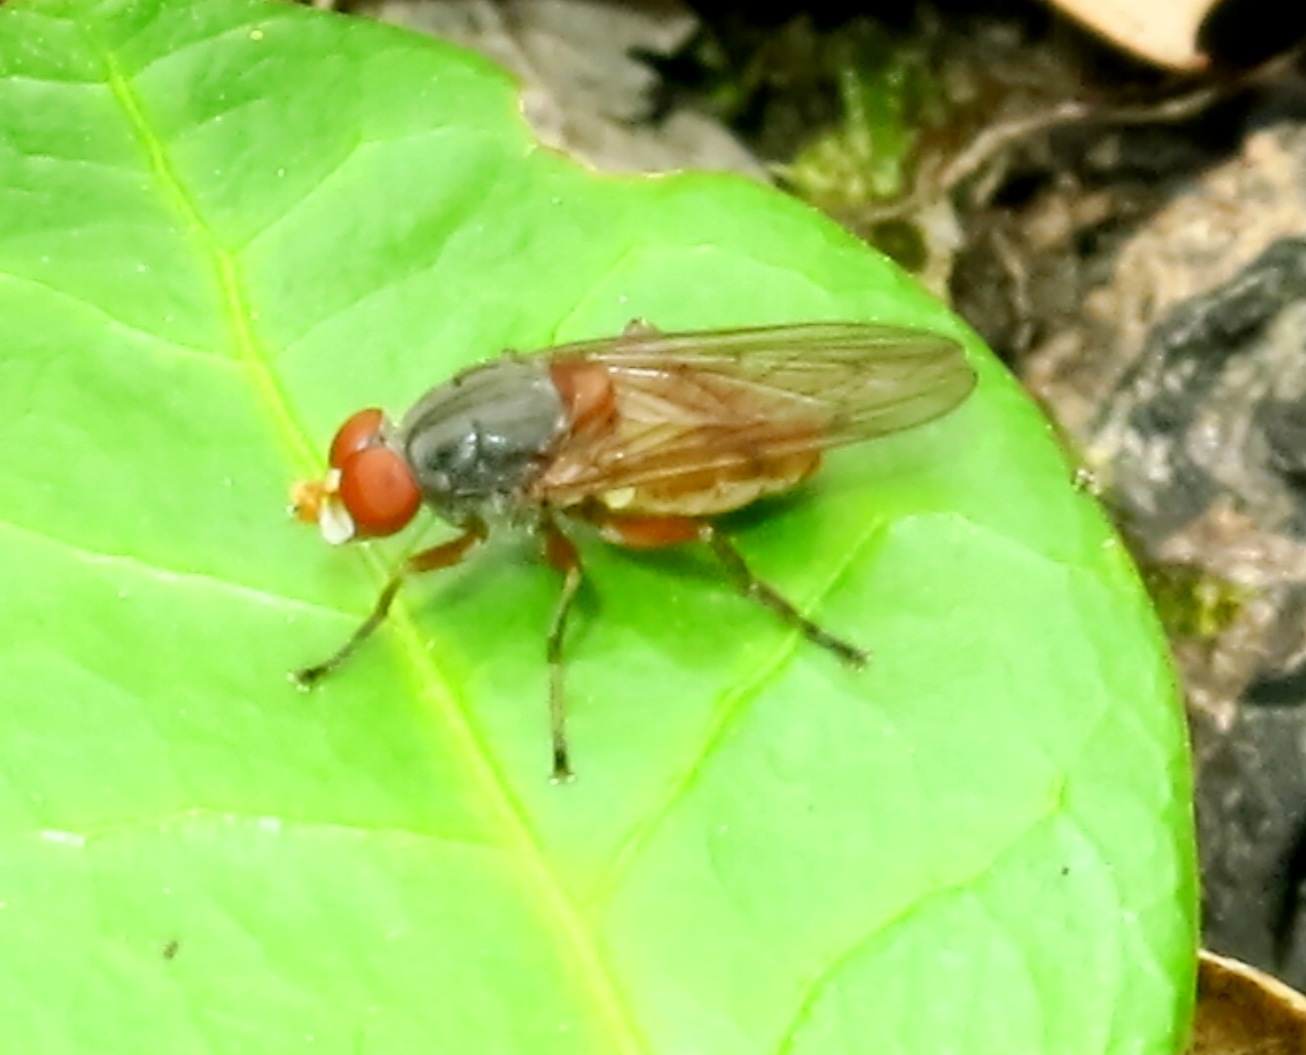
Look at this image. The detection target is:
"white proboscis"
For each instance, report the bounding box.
[319,499,355,545]
[314,468,355,545]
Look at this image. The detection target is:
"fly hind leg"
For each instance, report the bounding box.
[702,524,868,668]
[587,510,869,668]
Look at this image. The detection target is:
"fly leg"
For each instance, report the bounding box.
[541,520,585,783]
[701,524,868,668]
[293,524,486,687]
[587,509,868,668]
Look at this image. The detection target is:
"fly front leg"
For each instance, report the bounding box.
[541,520,584,783]
[589,510,869,668]
[293,523,487,687]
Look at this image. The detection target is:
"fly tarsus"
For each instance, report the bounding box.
[292,575,406,688]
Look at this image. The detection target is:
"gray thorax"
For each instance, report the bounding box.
[397,357,567,527]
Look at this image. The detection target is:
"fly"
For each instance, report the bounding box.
[290,321,977,780]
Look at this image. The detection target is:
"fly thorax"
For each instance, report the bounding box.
[397,358,567,525]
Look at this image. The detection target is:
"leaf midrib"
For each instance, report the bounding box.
[92,22,651,1055]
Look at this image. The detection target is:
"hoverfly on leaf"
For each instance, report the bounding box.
[291,321,976,780]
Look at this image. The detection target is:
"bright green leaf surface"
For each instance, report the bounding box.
[0,2,1196,1053]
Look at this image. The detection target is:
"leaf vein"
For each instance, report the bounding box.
[587,515,890,910]
[0,269,228,366]
[25,806,505,858]
[771,806,1064,1055]
[275,153,518,355]
[0,515,354,621]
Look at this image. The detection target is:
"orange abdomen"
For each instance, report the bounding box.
[542,357,822,517]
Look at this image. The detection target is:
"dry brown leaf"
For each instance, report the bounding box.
[1040,0,1214,69]
[1188,949,1306,1054]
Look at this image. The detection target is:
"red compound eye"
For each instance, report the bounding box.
[337,446,421,538]
[329,408,386,469]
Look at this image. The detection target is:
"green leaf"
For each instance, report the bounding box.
[0,2,1196,1053]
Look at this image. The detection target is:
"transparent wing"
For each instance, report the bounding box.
[534,322,976,501]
